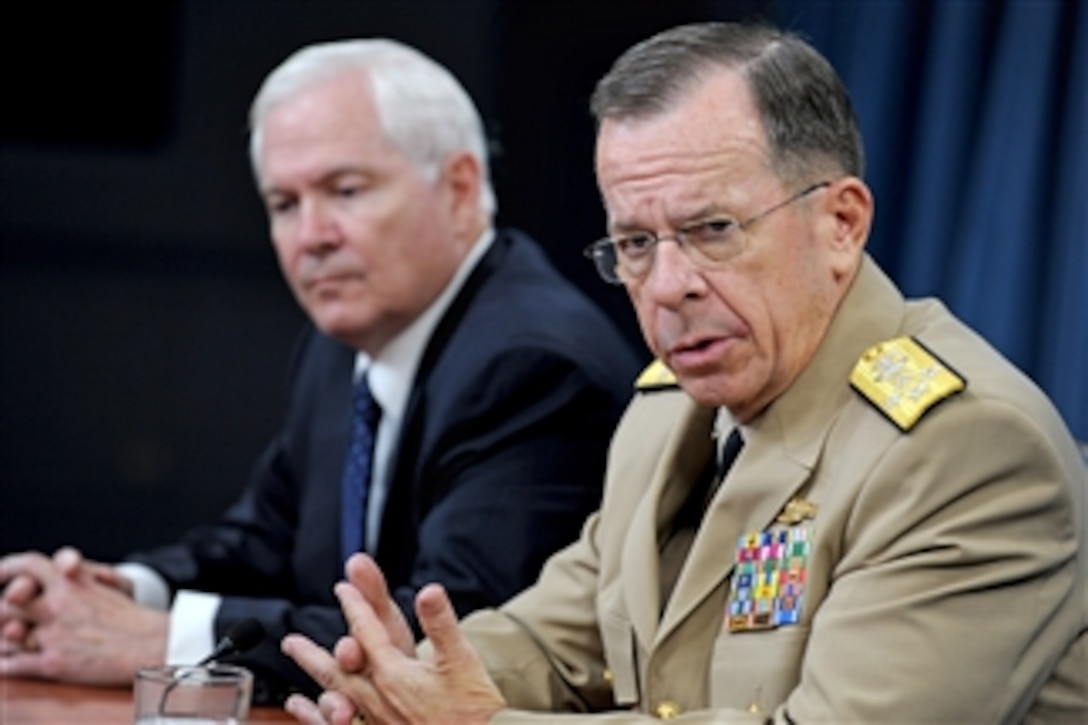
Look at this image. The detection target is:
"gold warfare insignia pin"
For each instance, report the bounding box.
[849,336,966,431]
[635,359,678,391]
[777,498,818,526]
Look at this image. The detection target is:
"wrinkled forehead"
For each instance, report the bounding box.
[595,70,767,183]
[594,70,773,224]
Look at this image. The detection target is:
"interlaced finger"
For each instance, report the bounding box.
[344,554,413,655]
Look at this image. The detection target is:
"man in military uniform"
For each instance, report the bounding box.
[281,22,1088,724]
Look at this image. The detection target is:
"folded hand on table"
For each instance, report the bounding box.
[0,546,167,685]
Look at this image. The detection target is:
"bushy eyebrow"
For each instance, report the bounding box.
[607,202,731,236]
[260,165,377,197]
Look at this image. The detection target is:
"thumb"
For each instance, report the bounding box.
[52,547,86,579]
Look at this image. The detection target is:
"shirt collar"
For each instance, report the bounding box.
[714,407,749,446]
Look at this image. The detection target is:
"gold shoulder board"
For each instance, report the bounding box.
[635,360,678,391]
[849,336,966,431]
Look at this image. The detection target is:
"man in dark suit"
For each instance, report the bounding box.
[0,39,642,703]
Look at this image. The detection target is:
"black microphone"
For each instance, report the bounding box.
[196,618,266,666]
[156,618,266,716]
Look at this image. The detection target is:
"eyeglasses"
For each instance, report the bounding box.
[583,181,831,285]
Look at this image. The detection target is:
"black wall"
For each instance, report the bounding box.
[0,1,768,559]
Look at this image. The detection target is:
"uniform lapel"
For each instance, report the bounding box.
[622,397,716,650]
[657,419,811,641]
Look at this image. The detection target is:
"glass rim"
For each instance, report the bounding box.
[135,663,253,681]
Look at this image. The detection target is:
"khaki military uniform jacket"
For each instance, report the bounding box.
[454,257,1087,723]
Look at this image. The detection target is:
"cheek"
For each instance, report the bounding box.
[372,234,455,314]
[703,270,763,337]
[628,288,663,353]
[761,249,835,350]
[781,243,831,303]
[271,238,299,282]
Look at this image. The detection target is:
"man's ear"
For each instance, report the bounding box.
[821,176,873,281]
[826,176,873,255]
[440,152,484,236]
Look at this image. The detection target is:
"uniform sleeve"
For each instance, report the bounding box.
[448,512,617,714]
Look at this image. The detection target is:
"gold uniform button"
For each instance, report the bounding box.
[654,700,682,719]
[602,668,613,684]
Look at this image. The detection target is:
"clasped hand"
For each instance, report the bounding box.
[0,546,167,684]
[282,553,506,725]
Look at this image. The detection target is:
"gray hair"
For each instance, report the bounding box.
[590,22,864,183]
[249,38,496,215]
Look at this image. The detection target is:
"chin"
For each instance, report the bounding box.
[312,311,364,342]
[685,364,760,409]
[676,377,725,409]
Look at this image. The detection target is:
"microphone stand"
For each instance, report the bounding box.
[154,618,265,718]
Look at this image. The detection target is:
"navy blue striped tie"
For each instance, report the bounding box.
[340,374,381,564]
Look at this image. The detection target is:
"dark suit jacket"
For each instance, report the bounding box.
[127,229,643,702]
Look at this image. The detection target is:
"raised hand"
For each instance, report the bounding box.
[282,553,505,724]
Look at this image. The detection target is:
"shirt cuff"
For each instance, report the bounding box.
[114,562,171,610]
[164,590,220,666]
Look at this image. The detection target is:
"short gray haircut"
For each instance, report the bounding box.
[249,38,496,215]
[591,22,864,183]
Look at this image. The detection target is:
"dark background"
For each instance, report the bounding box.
[0,1,769,559]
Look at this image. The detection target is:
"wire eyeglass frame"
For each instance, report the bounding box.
[583,181,831,285]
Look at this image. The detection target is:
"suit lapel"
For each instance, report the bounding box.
[376,234,514,557]
[622,397,716,650]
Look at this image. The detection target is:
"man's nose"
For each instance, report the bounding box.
[641,239,704,306]
[296,198,340,252]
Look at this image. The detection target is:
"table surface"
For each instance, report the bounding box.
[1,676,294,723]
